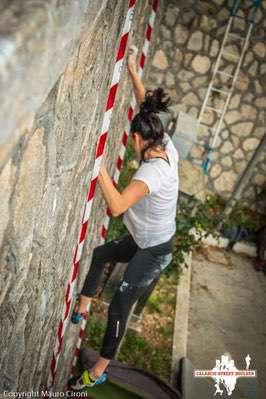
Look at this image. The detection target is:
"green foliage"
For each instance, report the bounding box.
[107,217,127,243]
[147,293,161,313]
[223,200,266,235]
[118,329,171,377]
[166,194,225,277]
[83,313,105,350]
[159,325,174,338]
[147,276,176,313]
[83,312,171,380]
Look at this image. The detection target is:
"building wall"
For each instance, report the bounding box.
[148,0,266,212]
[0,0,160,391]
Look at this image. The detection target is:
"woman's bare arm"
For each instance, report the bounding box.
[98,164,148,217]
[127,46,146,104]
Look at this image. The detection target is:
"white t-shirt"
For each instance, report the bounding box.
[123,133,179,249]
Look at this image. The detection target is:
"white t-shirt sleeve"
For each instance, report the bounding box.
[132,163,161,194]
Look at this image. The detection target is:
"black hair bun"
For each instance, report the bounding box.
[140,88,170,115]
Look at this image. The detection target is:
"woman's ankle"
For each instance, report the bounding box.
[89,367,105,381]
[77,295,91,313]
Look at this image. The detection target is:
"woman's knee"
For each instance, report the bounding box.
[108,288,133,320]
[109,281,145,320]
[108,293,126,318]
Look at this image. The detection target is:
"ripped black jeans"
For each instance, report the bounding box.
[81,234,173,360]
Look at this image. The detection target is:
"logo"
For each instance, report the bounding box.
[194,354,257,396]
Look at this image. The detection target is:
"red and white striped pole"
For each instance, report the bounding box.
[47,0,137,389]
[101,0,159,241]
[70,0,159,380]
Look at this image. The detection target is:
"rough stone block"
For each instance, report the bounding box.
[254,42,266,58]
[243,138,259,152]
[191,55,211,74]
[231,122,254,137]
[175,24,189,44]
[152,49,169,70]
[214,171,238,194]
[187,31,203,52]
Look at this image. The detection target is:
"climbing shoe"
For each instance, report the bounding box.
[71,310,88,324]
[71,295,89,324]
[69,370,108,390]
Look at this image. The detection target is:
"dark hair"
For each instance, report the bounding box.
[130,88,170,162]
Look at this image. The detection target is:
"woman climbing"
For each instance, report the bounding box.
[70,46,179,390]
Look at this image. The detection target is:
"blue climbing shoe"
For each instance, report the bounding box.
[71,295,88,324]
[71,311,88,324]
[69,370,108,390]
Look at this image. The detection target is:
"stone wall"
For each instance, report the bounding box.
[148,0,266,212]
[0,0,160,391]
